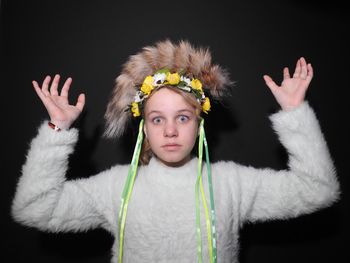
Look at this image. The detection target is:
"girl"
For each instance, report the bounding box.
[12,40,340,263]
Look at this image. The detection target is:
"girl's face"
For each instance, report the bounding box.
[144,88,199,167]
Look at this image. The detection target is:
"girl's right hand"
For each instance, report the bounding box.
[32,74,85,130]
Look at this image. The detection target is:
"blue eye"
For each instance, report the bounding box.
[152,117,162,124]
[178,115,189,123]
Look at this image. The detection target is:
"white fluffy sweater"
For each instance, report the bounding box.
[12,102,340,262]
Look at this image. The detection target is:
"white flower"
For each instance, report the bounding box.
[134,91,144,102]
[180,76,191,85]
[178,86,192,93]
[153,73,166,85]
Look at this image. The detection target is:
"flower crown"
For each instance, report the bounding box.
[129,68,211,117]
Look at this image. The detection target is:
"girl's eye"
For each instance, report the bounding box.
[178,115,189,123]
[152,117,162,124]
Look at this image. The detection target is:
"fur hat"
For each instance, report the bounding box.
[104,39,232,138]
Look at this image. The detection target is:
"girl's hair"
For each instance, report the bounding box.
[140,86,202,165]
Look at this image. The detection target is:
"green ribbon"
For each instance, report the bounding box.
[204,121,217,262]
[196,118,217,263]
[118,119,144,263]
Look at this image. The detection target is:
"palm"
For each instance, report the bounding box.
[32,74,85,129]
[46,94,81,120]
[264,57,313,110]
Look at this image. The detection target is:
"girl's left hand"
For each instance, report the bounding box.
[263,57,313,111]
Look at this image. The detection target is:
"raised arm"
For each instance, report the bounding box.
[12,76,114,233]
[222,58,339,223]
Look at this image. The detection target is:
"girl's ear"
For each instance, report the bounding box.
[143,124,148,139]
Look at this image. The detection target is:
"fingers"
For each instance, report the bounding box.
[32,80,47,102]
[76,93,86,111]
[60,77,73,98]
[50,74,60,96]
[41,75,51,96]
[293,57,311,80]
[33,74,75,100]
[299,57,308,79]
[292,58,301,78]
[283,67,290,79]
[32,74,85,118]
[306,62,313,80]
[263,75,279,92]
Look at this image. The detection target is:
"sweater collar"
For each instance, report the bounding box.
[145,156,198,187]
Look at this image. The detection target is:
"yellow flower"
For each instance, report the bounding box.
[131,102,140,117]
[166,72,180,85]
[202,97,211,114]
[143,75,154,86]
[141,83,153,95]
[141,76,154,95]
[191,79,202,91]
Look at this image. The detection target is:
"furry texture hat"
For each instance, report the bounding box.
[104,39,232,138]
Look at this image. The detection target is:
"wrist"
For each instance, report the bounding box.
[48,121,62,131]
[49,119,72,130]
[281,101,304,111]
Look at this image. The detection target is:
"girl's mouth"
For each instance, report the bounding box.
[162,144,181,151]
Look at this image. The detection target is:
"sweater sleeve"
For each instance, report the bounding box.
[223,102,340,224]
[11,121,116,233]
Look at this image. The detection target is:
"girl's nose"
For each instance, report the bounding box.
[164,122,178,137]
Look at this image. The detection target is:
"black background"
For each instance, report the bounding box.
[1,0,348,262]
